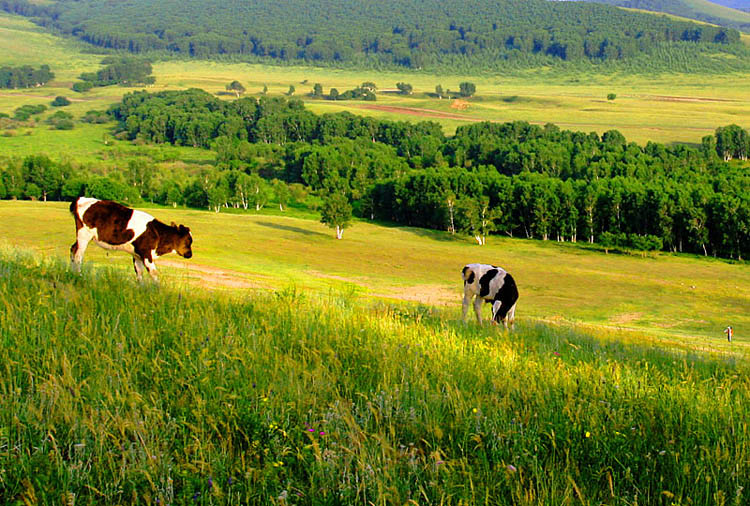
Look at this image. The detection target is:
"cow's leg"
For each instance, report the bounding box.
[473,296,483,324]
[506,303,517,331]
[132,257,146,282]
[462,293,472,323]
[143,257,159,283]
[493,301,516,331]
[70,229,94,272]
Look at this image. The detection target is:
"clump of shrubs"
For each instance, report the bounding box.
[72,81,93,93]
[599,232,662,253]
[81,110,109,124]
[46,110,75,130]
[51,96,71,107]
[14,104,47,121]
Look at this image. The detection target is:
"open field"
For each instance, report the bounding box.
[3,12,750,155]
[1,239,749,503]
[1,200,747,352]
[2,10,750,504]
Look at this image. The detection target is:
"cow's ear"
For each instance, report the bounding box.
[171,221,178,228]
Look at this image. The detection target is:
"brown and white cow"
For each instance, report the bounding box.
[461,263,519,329]
[70,197,193,281]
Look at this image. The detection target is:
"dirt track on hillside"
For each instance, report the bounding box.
[354,103,484,122]
[352,102,713,133]
[160,259,269,290]
[160,259,457,305]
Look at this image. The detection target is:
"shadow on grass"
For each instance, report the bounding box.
[403,227,463,243]
[256,220,329,238]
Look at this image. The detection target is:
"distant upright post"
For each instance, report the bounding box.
[724,325,734,343]
[725,326,733,342]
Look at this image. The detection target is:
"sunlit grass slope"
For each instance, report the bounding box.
[0,201,747,349]
[0,248,748,504]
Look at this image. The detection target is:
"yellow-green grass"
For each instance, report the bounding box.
[0,120,216,166]
[3,12,750,152]
[1,247,749,503]
[1,200,747,352]
[153,60,750,144]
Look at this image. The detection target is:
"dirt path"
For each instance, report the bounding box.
[160,259,269,290]
[161,259,457,305]
[0,92,88,102]
[354,103,484,122]
[352,102,712,132]
[633,94,739,103]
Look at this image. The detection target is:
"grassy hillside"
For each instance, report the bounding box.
[3,12,750,152]
[1,200,747,348]
[585,0,750,32]
[1,245,749,503]
[3,0,742,69]
[709,0,750,10]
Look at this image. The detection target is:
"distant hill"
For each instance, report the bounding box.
[0,0,743,69]
[707,0,750,12]
[579,0,750,32]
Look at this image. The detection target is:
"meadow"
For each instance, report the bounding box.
[1,200,747,351]
[3,11,750,160]
[1,241,749,504]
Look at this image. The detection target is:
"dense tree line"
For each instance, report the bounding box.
[2,89,748,259]
[0,0,742,69]
[73,57,155,92]
[0,65,53,89]
[110,90,750,259]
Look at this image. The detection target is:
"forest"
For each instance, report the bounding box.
[0,64,53,89]
[1,89,747,260]
[0,0,742,69]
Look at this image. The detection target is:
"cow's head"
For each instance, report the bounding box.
[491,301,504,324]
[172,222,193,259]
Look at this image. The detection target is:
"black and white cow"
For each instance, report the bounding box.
[70,197,193,281]
[461,263,518,329]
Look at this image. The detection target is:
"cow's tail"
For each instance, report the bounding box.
[69,197,84,229]
[69,197,79,218]
[461,265,475,285]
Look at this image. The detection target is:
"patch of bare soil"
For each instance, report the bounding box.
[354,103,480,121]
[160,259,269,290]
[636,94,738,103]
[377,285,456,306]
[451,99,470,110]
[161,261,459,306]
[610,312,644,325]
[0,92,86,102]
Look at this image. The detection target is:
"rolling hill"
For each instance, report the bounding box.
[0,0,743,70]
[582,0,750,32]
[708,0,750,11]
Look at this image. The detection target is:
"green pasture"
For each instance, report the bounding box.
[1,246,749,504]
[2,12,750,155]
[1,200,747,352]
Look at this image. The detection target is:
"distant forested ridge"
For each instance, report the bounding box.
[0,0,742,69]
[0,65,53,89]
[579,0,750,33]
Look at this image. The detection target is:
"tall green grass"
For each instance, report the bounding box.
[1,249,748,504]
